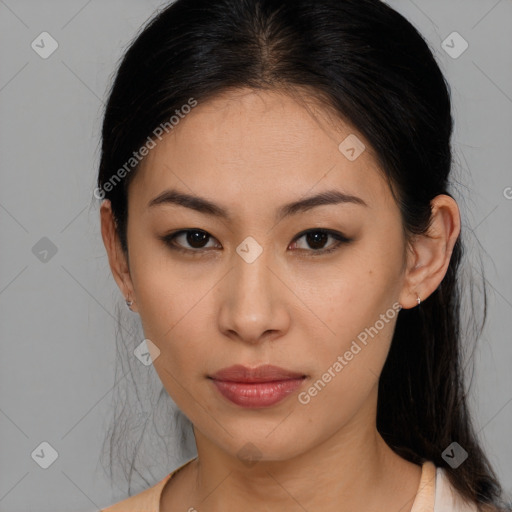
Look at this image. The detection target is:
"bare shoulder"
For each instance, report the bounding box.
[100,473,173,512]
[161,460,196,509]
[100,490,155,512]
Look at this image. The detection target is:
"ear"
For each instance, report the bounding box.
[398,194,461,309]
[100,200,138,313]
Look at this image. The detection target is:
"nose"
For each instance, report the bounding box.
[217,244,291,345]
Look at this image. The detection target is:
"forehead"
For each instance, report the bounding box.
[129,88,390,215]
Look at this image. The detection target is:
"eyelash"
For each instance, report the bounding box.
[159,228,352,257]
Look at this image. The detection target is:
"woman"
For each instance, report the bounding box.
[96,0,509,510]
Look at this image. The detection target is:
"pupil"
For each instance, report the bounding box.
[307,231,327,249]
[188,230,208,248]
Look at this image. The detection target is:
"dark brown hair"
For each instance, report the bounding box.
[96,0,509,509]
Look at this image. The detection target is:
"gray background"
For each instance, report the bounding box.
[0,0,511,510]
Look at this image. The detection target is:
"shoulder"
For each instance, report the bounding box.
[435,467,500,512]
[100,472,171,512]
[100,457,197,512]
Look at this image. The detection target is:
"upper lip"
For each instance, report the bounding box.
[209,364,306,383]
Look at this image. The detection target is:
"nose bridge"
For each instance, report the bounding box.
[232,235,275,308]
[218,234,288,342]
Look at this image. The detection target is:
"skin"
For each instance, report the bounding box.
[100,87,460,512]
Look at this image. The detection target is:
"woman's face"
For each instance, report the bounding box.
[115,88,414,462]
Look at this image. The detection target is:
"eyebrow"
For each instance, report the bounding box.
[147,188,367,221]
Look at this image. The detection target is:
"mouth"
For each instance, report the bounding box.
[208,364,307,408]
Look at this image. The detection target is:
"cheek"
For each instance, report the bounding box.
[129,254,217,380]
[296,305,398,434]
[294,234,404,401]
[129,240,198,325]
[300,239,403,341]
[143,304,212,418]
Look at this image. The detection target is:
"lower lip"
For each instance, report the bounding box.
[210,377,306,408]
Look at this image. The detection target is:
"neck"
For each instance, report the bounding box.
[180,396,422,512]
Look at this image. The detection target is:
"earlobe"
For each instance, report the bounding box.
[398,194,460,309]
[100,200,137,311]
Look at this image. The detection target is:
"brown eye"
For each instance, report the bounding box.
[183,230,210,248]
[160,228,351,256]
[161,229,220,252]
[305,231,329,250]
[290,229,352,254]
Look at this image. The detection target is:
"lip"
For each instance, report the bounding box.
[208,364,307,408]
[209,364,306,382]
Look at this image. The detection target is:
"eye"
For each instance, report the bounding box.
[160,229,220,253]
[289,228,352,255]
[160,228,351,255]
